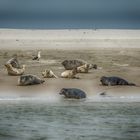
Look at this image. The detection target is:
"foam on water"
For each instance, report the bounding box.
[0,91,140,103]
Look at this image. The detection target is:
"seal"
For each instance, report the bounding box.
[42,69,58,78]
[18,74,45,86]
[5,63,25,76]
[77,64,89,73]
[6,57,21,68]
[61,68,79,79]
[59,88,86,99]
[100,76,136,86]
[61,59,86,70]
[89,64,98,69]
[62,59,97,70]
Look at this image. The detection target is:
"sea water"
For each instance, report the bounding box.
[0,96,140,140]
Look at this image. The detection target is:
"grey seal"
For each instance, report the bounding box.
[42,69,58,78]
[61,60,86,70]
[5,63,25,76]
[18,74,45,86]
[6,57,21,68]
[59,88,86,99]
[62,59,97,70]
[100,76,136,86]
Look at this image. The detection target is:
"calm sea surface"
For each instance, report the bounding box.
[0,97,140,140]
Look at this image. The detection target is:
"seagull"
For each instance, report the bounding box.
[32,51,41,61]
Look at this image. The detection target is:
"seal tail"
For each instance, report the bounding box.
[128,83,136,86]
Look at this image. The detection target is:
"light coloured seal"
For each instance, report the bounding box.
[77,64,90,73]
[5,63,25,76]
[6,57,21,68]
[42,69,58,78]
[62,59,97,70]
[61,68,79,79]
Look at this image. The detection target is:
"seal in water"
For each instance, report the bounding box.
[32,51,41,61]
[100,76,136,86]
[18,74,45,86]
[42,69,58,78]
[61,68,79,79]
[6,57,21,68]
[59,88,86,99]
[5,63,25,76]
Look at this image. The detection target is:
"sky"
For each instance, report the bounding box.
[0,0,140,29]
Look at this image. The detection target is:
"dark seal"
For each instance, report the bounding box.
[59,88,86,99]
[18,74,45,86]
[100,76,136,86]
[61,60,86,70]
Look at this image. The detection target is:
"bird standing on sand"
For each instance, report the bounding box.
[32,51,41,61]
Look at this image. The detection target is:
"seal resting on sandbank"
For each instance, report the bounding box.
[62,59,97,70]
[77,64,90,73]
[5,63,25,76]
[18,74,45,86]
[42,69,58,78]
[6,57,21,68]
[100,76,136,86]
[59,88,86,99]
[61,68,79,79]
[62,59,85,70]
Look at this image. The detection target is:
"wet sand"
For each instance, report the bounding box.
[0,29,140,99]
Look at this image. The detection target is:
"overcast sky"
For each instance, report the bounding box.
[0,0,140,29]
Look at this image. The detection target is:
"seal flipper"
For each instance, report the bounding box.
[128,83,136,86]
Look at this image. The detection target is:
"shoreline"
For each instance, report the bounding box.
[0,29,140,50]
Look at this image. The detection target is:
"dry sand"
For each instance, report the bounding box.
[0,29,140,100]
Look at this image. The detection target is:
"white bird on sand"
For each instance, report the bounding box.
[32,51,41,61]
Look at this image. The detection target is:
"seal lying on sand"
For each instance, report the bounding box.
[77,64,90,73]
[62,59,86,70]
[100,76,136,86]
[6,57,21,68]
[18,74,45,86]
[89,64,97,69]
[5,63,25,76]
[61,68,79,79]
[42,69,58,78]
[59,88,86,99]
[62,59,97,70]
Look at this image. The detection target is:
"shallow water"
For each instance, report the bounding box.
[0,96,140,140]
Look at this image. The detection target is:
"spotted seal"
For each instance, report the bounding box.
[59,88,86,99]
[6,57,21,68]
[42,69,58,78]
[18,74,45,86]
[5,63,25,76]
[100,76,136,86]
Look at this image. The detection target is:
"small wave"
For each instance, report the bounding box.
[0,95,140,102]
